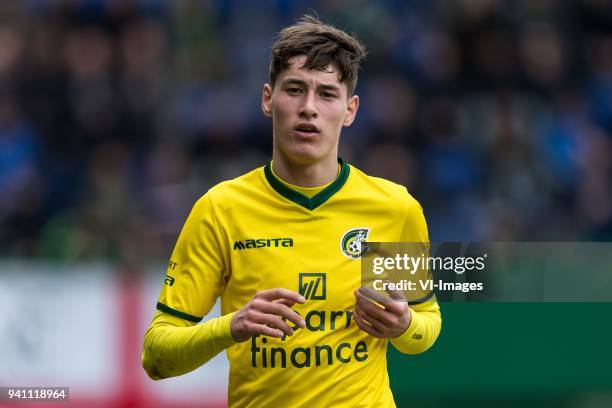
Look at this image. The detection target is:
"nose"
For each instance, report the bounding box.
[299,90,318,119]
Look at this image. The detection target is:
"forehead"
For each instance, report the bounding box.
[277,55,344,89]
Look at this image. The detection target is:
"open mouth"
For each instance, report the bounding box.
[293,123,320,135]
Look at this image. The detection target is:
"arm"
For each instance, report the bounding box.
[392,194,441,353]
[142,310,236,380]
[353,288,442,354]
[142,191,309,380]
[143,289,307,380]
[141,193,306,380]
[389,299,441,354]
[353,193,442,353]
[142,193,232,380]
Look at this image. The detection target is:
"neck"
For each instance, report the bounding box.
[271,152,339,188]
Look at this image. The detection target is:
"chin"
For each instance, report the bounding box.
[284,146,326,165]
[289,152,323,165]
[275,135,335,165]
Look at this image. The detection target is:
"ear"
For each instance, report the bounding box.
[343,95,359,127]
[262,84,273,117]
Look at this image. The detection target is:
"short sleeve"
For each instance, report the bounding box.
[157,193,229,322]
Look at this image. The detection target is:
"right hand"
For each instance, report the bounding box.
[230,288,307,342]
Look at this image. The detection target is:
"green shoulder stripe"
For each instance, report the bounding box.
[156,302,202,323]
[264,157,350,210]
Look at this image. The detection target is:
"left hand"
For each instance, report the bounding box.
[353,286,411,338]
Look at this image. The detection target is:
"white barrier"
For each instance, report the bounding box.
[0,261,229,407]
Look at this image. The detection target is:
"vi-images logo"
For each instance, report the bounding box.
[299,273,326,300]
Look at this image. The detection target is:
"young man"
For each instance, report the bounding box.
[142,15,441,407]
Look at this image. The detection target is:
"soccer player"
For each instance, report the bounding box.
[142,15,441,407]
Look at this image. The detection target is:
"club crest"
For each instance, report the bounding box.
[340,228,370,259]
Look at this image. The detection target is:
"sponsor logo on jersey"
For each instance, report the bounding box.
[250,308,370,368]
[164,275,175,286]
[298,273,326,300]
[250,273,371,369]
[340,228,370,259]
[233,238,294,250]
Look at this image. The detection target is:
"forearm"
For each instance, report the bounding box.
[390,300,441,354]
[142,310,236,380]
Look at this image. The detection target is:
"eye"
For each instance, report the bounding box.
[286,87,303,95]
[321,91,337,99]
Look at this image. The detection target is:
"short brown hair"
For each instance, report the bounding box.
[269,15,367,95]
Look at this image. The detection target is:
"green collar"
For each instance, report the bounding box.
[264,158,350,210]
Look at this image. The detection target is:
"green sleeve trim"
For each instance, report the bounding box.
[156,302,202,323]
[410,290,436,305]
[264,157,350,210]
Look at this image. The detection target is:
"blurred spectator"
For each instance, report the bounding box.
[1,0,611,263]
[0,85,45,256]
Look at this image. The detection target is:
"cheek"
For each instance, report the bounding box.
[271,97,293,122]
[323,106,348,129]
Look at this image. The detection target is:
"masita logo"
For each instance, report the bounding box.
[340,228,370,259]
[164,276,175,286]
[233,238,293,250]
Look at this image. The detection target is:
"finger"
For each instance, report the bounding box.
[256,288,305,304]
[358,286,391,305]
[356,288,386,310]
[248,322,285,338]
[356,290,397,327]
[378,288,408,316]
[354,304,381,335]
[358,286,405,315]
[355,303,388,334]
[275,298,298,307]
[254,299,306,328]
[384,285,407,302]
[250,311,295,336]
[353,305,384,337]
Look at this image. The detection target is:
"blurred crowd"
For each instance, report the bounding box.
[1,0,611,264]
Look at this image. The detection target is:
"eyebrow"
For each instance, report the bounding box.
[281,78,342,92]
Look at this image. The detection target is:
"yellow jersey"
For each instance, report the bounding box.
[155,158,441,407]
